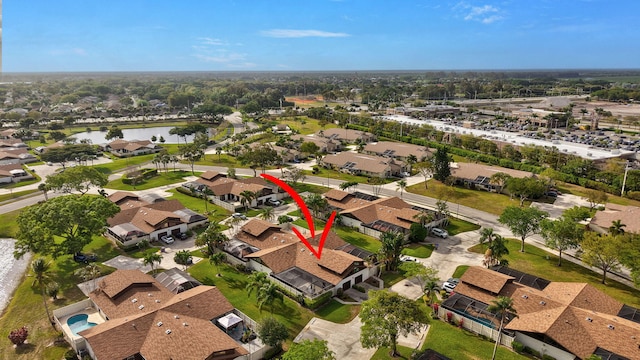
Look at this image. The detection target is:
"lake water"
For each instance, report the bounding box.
[0,239,31,315]
[70,126,210,145]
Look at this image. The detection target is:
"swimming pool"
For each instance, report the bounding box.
[67,314,97,336]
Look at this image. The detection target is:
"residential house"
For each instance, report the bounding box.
[226,219,375,297]
[0,148,37,164]
[292,134,341,153]
[363,141,433,162]
[271,124,292,134]
[589,203,640,234]
[53,269,260,360]
[249,143,301,163]
[106,191,208,247]
[321,152,405,178]
[450,162,535,192]
[319,128,376,144]
[334,194,446,240]
[0,138,28,148]
[102,139,163,157]
[192,171,282,211]
[440,266,640,360]
[0,163,34,184]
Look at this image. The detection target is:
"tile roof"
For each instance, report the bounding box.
[108,191,139,205]
[340,200,419,231]
[108,139,153,151]
[82,271,247,360]
[320,128,375,142]
[240,219,283,238]
[450,162,534,181]
[200,170,224,181]
[364,141,432,159]
[460,266,515,294]
[197,176,267,197]
[322,152,399,174]
[324,189,351,201]
[590,203,640,233]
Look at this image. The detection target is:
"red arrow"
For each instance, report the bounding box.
[260,173,336,259]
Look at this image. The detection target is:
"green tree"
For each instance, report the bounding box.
[399,262,439,304]
[432,147,451,182]
[584,189,609,210]
[74,263,102,289]
[257,282,284,312]
[489,172,512,194]
[209,252,225,277]
[540,216,584,266]
[304,193,329,219]
[378,231,404,272]
[484,234,509,267]
[562,206,591,222]
[174,250,193,270]
[359,290,429,357]
[195,222,229,255]
[406,154,418,173]
[300,141,320,159]
[239,190,255,211]
[487,296,518,360]
[246,272,269,298]
[37,183,50,201]
[282,339,336,360]
[257,317,289,350]
[45,165,108,195]
[179,142,204,174]
[498,206,548,253]
[395,179,407,199]
[415,160,435,189]
[201,187,214,214]
[105,126,124,140]
[30,258,55,329]
[581,232,625,284]
[608,220,626,235]
[15,195,120,258]
[143,252,163,274]
[408,222,428,243]
[339,180,359,192]
[479,227,498,250]
[505,177,546,207]
[258,206,275,223]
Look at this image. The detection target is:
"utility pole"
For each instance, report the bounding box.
[621,161,631,196]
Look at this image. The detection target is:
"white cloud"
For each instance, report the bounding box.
[455,2,503,24]
[193,36,253,68]
[260,29,350,38]
[197,37,228,46]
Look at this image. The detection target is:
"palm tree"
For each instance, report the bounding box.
[195,222,229,255]
[413,210,434,226]
[38,183,49,201]
[378,231,404,272]
[201,187,214,214]
[174,250,193,271]
[484,235,509,268]
[423,280,439,305]
[246,272,269,297]
[406,154,418,173]
[257,282,284,312]
[487,296,518,360]
[30,258,55,329]
[209,252,225,277]
[479,227,497,250]
[143,252,163,274]
[609,220,626,235]
[258,206,275,223]
[304,193,328,219]
[239,190,255,211]
[396,179,408,199]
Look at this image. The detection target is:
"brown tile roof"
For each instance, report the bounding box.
[324,189,351,201]
[590,203,640,233]
[340,201,419,231]
[306,231,347,251]
[322,152,397,174]
[451,162,534,181]
[108,191,140,205]
[200,170,224,181]
[318,250,361,274]
[364,141,432,159]
[460,266,514,294]
[197,176,267,197]
[321,128,374,142]
[245,243,297,273]
[83,272,247,360]
[240,219,283,238]
[129,208,182,233]
[108,139,153,151]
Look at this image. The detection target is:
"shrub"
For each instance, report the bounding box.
[446,311,453,323]
[457,318,464,328]
[303,291,332,309]
[8,326,28,346]
[511,340,524,353]
[353,284,366,293]
[542,355,556,360]
[64,350,78,360]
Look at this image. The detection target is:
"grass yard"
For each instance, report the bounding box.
[165,189,231,224]
[105,170,197,190]
[557,182,640,207]
[469,239,640,307]
[380,272,406,288]
[303,167,394,186]
[0,189,40,204]
[370,345,415,360]
[407,181,531,215]
[195,153,241,168]
[291,182,331,194]
[314,299,360,324]
[0,209,22,237]
[451,265,470,279]
[188,262,314,344]
[334,226,381,253]
[93,153,159,174]
[422,319,528,360]
[402,243,434,258]
[447,217,481,235]
[273,115,339,135]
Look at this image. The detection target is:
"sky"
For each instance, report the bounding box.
[3,0,640,72]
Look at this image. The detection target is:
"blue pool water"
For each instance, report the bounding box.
[67,314,97,336]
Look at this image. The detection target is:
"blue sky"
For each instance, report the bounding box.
[4,0,640,72]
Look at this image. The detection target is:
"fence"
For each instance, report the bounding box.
[437,306,514,348]
[233,309,271,360]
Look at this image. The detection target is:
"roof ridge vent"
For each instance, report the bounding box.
[586,317,592,322]
[157,321,163,327]
[132,298,138,303]
[539,301,546,306]
[174,315,180,319]
[165,329,172,335]
[521,295,528,299]
[608,324,615,330]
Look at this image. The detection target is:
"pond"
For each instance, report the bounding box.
[69,126,212,144]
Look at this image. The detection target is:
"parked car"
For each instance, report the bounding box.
[446,277,460,285]
[73,252,97,263]
[160,235,175,244]
[442,281,457,293]
[266,199,282,206]
[431,228,449,238]
[178,233,189,240]
[400,255,418,262]
[232,213,248,220]
[401,172,411,177]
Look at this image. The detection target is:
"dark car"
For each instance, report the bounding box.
[73,252,97,263]
[178,233,189,240]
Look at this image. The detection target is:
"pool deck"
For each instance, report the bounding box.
[59,308,106,340]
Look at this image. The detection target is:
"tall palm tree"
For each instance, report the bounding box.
[31,258,55,329]
[396,179,408,199]
[196,222,229,255]
[484,234,509,268]
[479,227,497,249]
[143,252,163,274]
[609,220,626,235]
[239,190,255,211]
[258,206,275,223]
[38,183,49,201]
[201,187,215,214]
[487,296,518,360]
[406,154,418,173]
[209,252,225,277]
[379,231,404,272]
[257,282,284,312]
[246,272,269,297]
[413,210,434,226]
[423,280,439,305]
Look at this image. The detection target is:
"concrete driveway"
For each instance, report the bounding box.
[295,317,376,360]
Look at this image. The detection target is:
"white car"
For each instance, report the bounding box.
[232,213,248,220]
[400,255,418,262]
[431,228,449,238]
[160,235,174,244]
[443,281,457,293]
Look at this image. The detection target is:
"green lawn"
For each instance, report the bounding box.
[105,170,197,190]
[451,265,470,279]
[380,272,406,288]
[93,153,159,174]
[164,189,231,224]
[370,345,415,360]
[188,262,314,343]
[0,189,40,203]
[407,181,530,215]
[447,217,481,235]
[291,182,331,194]
[334,226,381,253]
[302,167,393,185]
[195,153,241,168]
[469,239,640,307]
[0,209,22,237]
[314,299,360,324]
[274,116,339,135]
[402,243,434,258]
[422,319,528,360]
